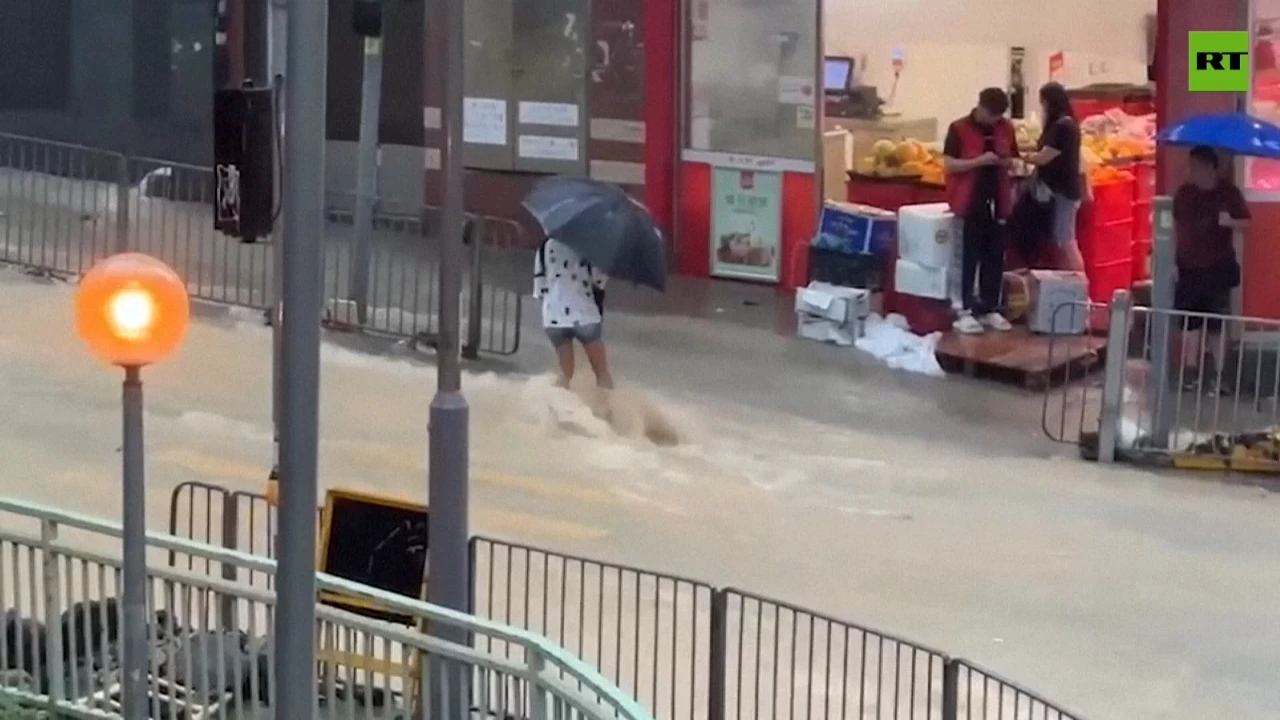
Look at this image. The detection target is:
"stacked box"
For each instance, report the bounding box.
[795,282,871,346]
[895,203,961,303]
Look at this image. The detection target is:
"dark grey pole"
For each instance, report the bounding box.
[426,0,470,629]
[120,365,148,720]
[274,0,326,714]
[1147,196,1175,448]
[244,0,270,85]
[350,36,384,324]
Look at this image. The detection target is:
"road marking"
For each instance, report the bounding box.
[157,444,675,519]
[154,448,268,484]
[476,508,609,541]
[335,440,646,507]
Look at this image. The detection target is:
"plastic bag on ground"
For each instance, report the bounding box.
[854,313,945,377]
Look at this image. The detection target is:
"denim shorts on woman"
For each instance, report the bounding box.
[1051,194,1081,246]
[545,323,603,347]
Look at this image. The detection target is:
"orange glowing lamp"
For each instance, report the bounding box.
[75,253,190,367]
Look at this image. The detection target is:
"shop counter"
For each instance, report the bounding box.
[845,174,946,212]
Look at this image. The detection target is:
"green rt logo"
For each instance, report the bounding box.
[1189,31,1250,92]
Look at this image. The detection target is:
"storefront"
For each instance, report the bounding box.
[669,0,1160,292]
[1157,0,1280,320]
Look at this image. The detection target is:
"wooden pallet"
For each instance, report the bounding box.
[935,325,1108,390]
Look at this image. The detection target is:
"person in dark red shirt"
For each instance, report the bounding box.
[1172,145,1250,392]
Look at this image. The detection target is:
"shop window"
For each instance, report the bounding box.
[0,0,71,112]
[1249,0,1280,191]
[684,0,818,160]
[462,0,588,173]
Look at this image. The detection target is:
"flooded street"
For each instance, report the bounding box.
[0,270,1276,719]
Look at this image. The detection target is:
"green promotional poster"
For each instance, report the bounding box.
[710,168,782,281]
[1189,31,1250,92]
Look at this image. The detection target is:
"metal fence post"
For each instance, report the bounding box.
[219,496,240,628]
[707,589,727,720]
[941,658,958,720]
[40,519,65,707]
[1147,196,1176,448]
[114,154,131,254]
[1097,289,1133,462]
[464,217,484,360]
[528,651,549,720]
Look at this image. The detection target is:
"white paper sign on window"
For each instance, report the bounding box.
[463,97,507,145]
[777,76,815,105]
[518,135,579,161]
[518,101,580,128]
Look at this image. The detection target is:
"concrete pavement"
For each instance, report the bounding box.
[0,267,1275,718]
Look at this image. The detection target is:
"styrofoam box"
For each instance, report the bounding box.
[895,258,949,300]
[794,282,871,324]
[897,202,960,269]
[796,313,861,346]
[1027,270,1088,335]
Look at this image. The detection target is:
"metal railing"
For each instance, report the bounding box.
[1040,302,1110,446]
[1041,291,1280,469]
[167,482,1088,720]
[1102,298,1280,468]
[0,131,522,356]
[0,496,652,720]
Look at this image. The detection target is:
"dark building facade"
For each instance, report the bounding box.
[0,0,665,244]
[0,0,214,164]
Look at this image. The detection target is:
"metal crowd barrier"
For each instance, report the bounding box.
[1040,302,1110,446]
[0,496,651,720]
[166,483,1088,720]
[0,131,522,356]
[1040,292,1280,470]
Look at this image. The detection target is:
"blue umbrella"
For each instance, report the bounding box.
[1157,112,1280,159]
[522,177,666,291]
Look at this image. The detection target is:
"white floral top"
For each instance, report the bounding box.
[533,238,608,328]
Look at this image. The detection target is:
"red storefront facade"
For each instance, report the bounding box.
[1161,0,1280,319]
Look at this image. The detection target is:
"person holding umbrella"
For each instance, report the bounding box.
[522,177,667,390]
[1172,145,1249,393]
[534,236,614,389]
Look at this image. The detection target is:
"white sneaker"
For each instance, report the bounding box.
[980,312,1013,331]
[952,312,984,334]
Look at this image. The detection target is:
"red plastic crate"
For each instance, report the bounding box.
[1079,217,1135,268]
[1133,201,1152,241]
[1087,177,1137,224]
[1133,163,1155,203]
[1087,258,1134,303]
[1072,98,1116,120]
[1122,100,1156,117]
[893,293,953,334]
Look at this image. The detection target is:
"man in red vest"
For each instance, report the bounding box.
[943,87,1017,334]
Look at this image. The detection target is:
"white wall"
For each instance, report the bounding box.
[823,0,1156,131]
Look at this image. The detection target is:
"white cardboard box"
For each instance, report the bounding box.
[895,258,949,300]
[794,282,871,324]
[1027,270,1088,334]
[897,203,960,269]
[796,312,861,346]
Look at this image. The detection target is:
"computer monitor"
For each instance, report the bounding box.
[823,56,854,94]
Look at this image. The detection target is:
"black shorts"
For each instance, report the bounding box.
[1174,267,1231,331]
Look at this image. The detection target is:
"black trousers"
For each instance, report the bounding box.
[962,200,1005,315]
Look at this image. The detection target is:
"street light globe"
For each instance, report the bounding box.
[75,253,190,367]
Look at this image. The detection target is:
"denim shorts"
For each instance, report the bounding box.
[1051,194,1081,246]
[545,323,603,347]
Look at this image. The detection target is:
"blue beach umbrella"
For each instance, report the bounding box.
[1157,112,1280,159]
